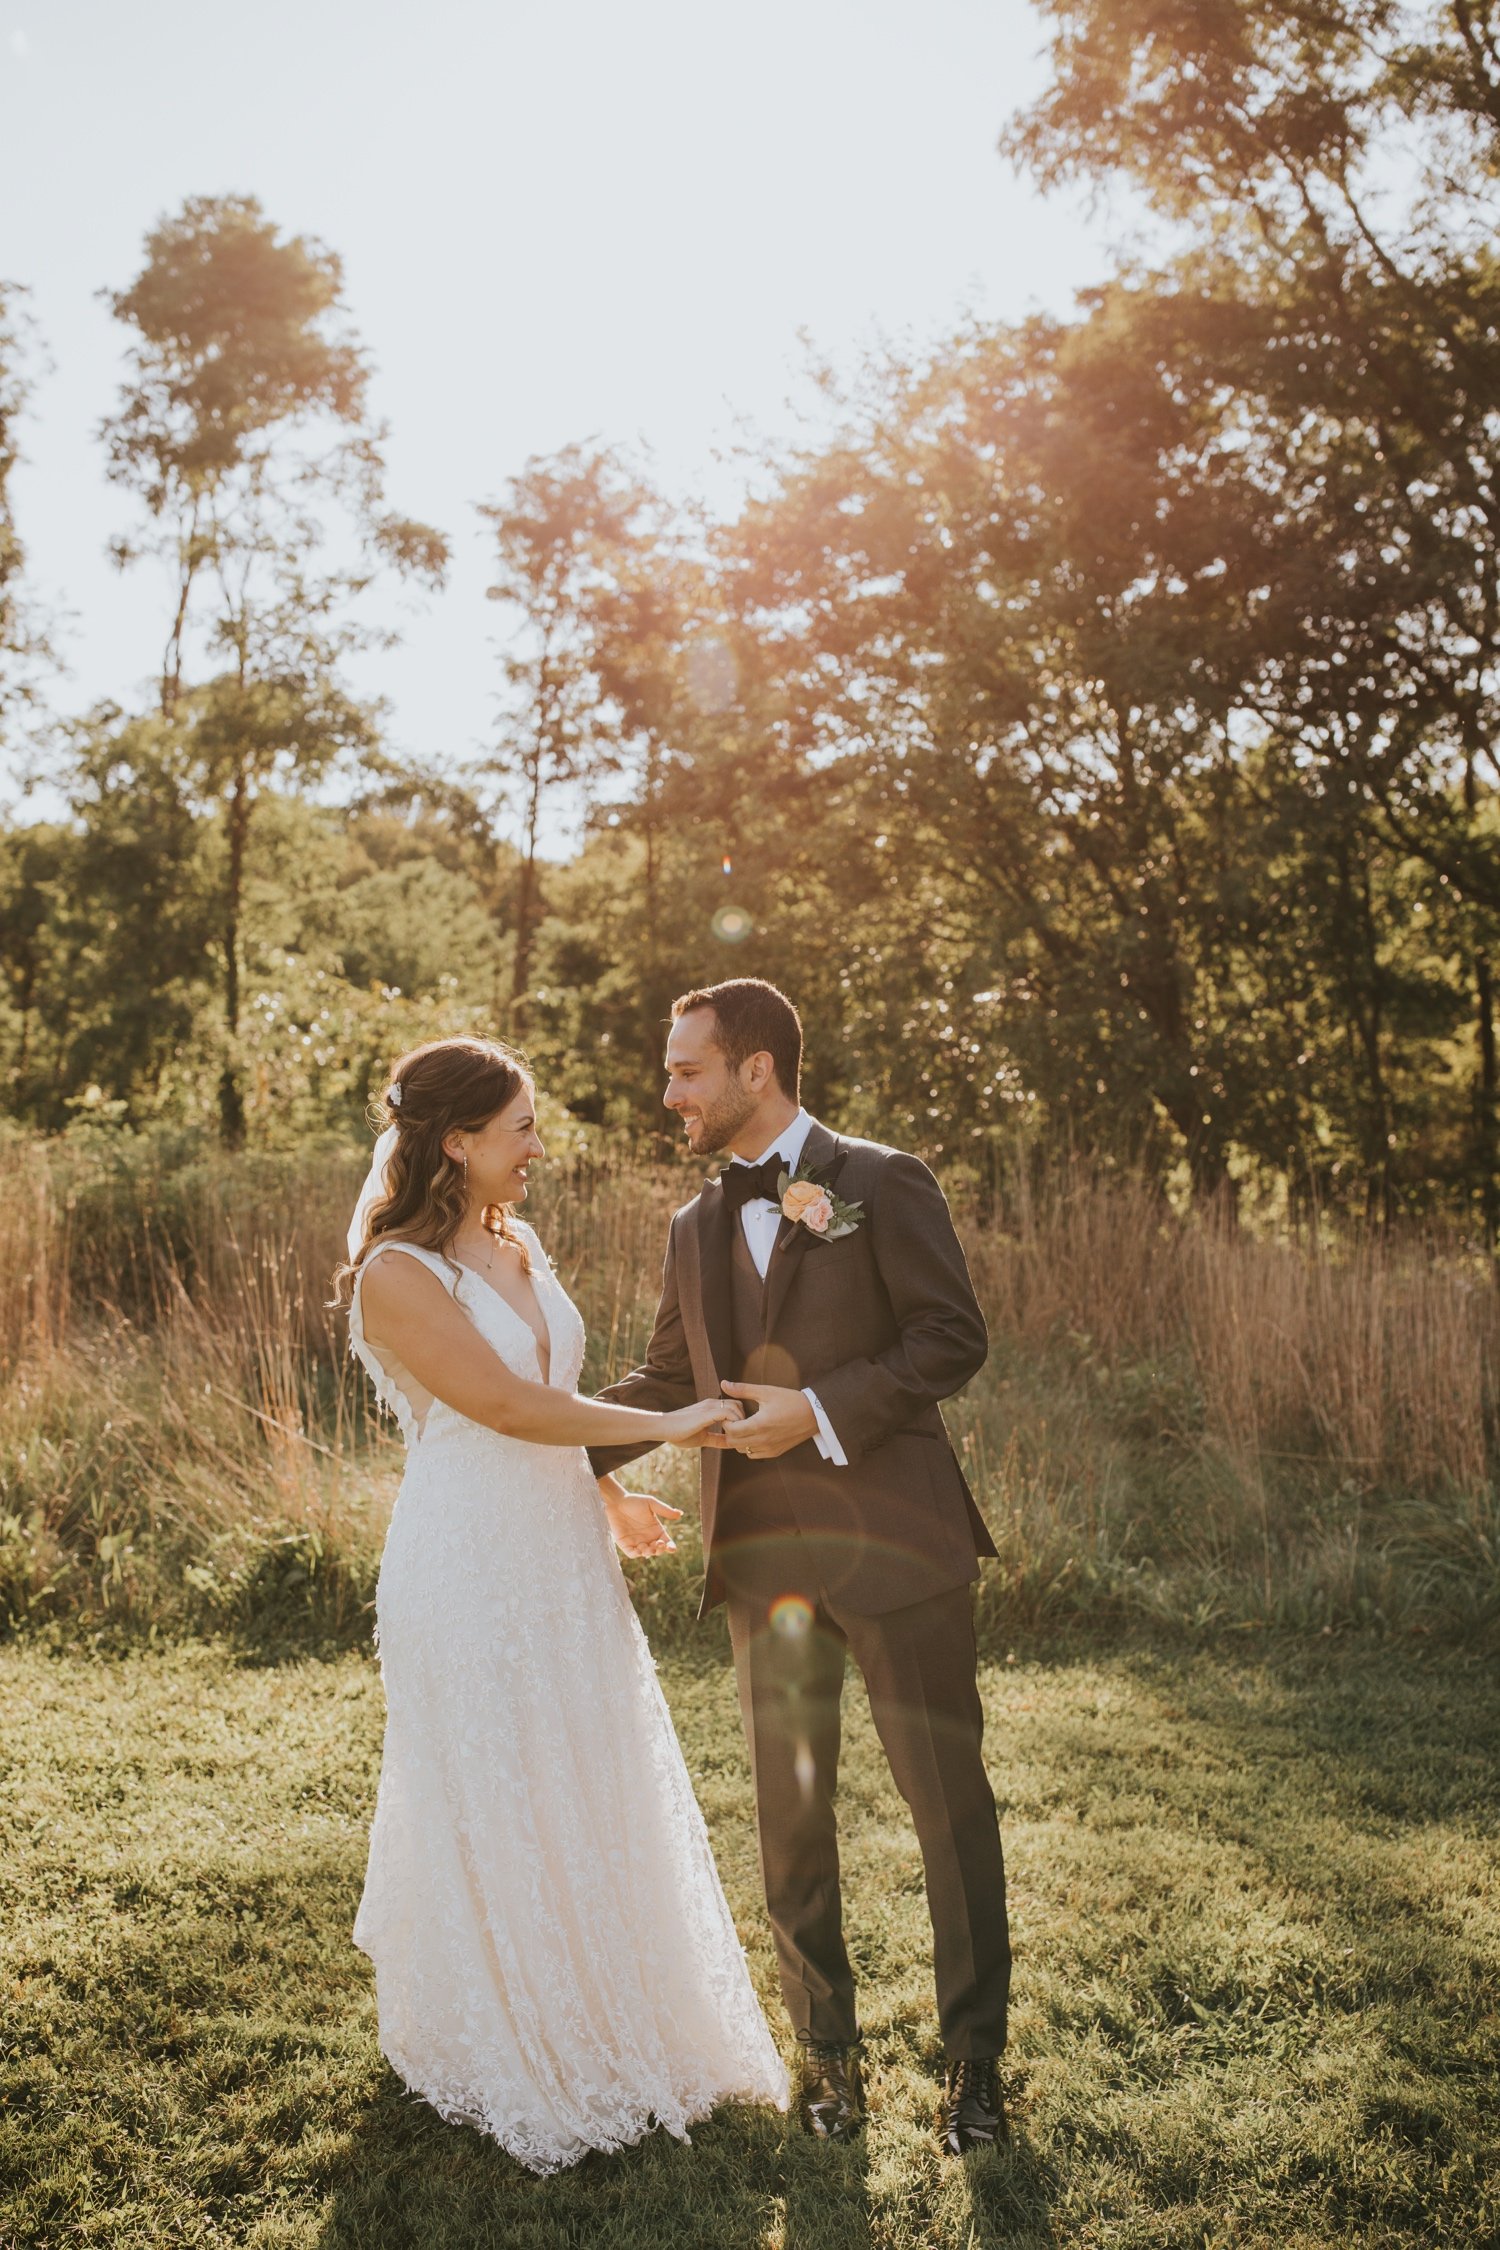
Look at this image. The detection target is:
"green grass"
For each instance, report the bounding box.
[1,1631,1496,2250]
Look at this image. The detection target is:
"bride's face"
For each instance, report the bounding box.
[448,1082,545,1207]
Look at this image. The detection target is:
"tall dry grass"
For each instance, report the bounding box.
[966,1166,1495,1495]
[0,1135,380,1638]
[0,1132,1494,1644]
[961,1165,1498,1633]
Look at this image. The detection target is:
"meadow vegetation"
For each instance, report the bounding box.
[1,1049,1493,2250]
[0,1131,1494,1652]
[2,1634,1494,2249]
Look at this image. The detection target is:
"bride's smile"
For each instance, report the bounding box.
[444,1085,545,1206]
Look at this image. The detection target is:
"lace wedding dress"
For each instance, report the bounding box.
[347,1224,787,2172]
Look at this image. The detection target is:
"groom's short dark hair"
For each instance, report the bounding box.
[671,978,802,1099]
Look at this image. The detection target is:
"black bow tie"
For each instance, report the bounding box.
[720,1154,786,1215]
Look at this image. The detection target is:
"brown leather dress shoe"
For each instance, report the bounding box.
[938,2056,1008,2155]
[798,2041,866,2139]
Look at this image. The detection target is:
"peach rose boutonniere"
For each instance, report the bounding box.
[777,1160,863,1241]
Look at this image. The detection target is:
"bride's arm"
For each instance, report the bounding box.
[358,1256,736,1449]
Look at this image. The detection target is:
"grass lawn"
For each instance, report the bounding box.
[1,1629,1495,2249]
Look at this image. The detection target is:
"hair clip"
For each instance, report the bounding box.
[385,1083,403,1108]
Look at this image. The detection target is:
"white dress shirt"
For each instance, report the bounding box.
[727,1108,848,1467]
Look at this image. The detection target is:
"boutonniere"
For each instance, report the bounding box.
[777,1158,864,1241]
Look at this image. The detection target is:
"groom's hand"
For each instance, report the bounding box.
[713,1380,818,1460]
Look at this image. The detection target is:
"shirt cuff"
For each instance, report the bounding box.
[803,1388,848,1467]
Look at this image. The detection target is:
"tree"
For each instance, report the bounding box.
[102,194,448,1143]
[477,447,660,1032]
[0,282,53,762]
[0,823,76,1113]
[1002,0,1500,1227]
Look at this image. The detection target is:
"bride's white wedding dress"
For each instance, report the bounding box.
[348,1224,787,2172]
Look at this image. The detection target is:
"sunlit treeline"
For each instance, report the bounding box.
[2,3,1498,1226]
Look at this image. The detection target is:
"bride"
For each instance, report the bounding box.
[337,1034,787,2172]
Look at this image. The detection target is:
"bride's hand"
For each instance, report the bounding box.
[660,1397,745,1447]
[603,1486,684,1559]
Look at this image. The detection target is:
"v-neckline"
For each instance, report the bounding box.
[453,1253,554,1387]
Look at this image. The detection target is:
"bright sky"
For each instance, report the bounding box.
[1,0,1111,844]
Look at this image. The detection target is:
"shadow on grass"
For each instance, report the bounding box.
[1106,1640,1500,1984]
[315,2074,805,2250]
[315,2080,1059,2250]
[961,2128,1063,2250]
[1013,1639,1500,2241]
[780,2127,870,2248]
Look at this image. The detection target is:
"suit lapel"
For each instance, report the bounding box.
[693,1177,735,1382]
[763,1118,848,1338]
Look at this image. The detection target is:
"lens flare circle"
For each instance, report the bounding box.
[685,634,738,715]
[769,1594,815,1638]
[712,903,753,944]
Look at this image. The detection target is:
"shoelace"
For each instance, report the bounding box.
[947,2059,995,2102]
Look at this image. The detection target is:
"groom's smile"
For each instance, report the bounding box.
[662,1004,780,1161]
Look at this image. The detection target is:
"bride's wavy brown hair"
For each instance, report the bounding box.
[332,1035,534,1308]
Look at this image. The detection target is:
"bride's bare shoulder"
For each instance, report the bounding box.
[358,1242,455,1313]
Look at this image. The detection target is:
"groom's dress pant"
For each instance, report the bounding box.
[723,1534,1011,2061]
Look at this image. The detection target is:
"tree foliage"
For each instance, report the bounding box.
[102,195,448,1143]
[0,31,1496,1218]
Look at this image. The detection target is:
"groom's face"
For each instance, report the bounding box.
[664,1008,760,1157]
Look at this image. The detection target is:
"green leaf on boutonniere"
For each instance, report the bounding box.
[775,1158,864,1241]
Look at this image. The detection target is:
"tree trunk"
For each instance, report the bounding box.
[1356,855,1393,1227]
[1475,951,1498,1249]
[13,951,34,1082]
[510,755,542,1034]
[1334,830,1392,1226]
[160,496,202,720]
[641,738,670,1137]
[1462,741,1499,1247]
[218,762,249,1148]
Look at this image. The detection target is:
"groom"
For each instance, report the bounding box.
[587,978,1010,2154]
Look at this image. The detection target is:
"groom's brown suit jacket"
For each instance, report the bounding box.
[586,1118,997,1616]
